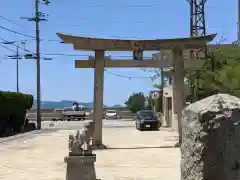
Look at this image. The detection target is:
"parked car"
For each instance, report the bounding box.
[135,110,161,131]
[85,111,90,116]
[105,110,117,119]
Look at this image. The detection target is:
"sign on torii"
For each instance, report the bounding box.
[57,33,216,147]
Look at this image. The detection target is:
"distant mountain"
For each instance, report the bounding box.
[112,104,124,108]
[32,100,108,109]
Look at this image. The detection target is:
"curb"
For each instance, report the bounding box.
[0,128,57,144]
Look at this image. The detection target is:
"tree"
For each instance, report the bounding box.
[151,47,240,147]
[150,47,240,102]
[150,51,173,91]
[125,92,146,113]
[186,46,240,101]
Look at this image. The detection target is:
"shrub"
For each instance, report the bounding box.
[0,91,34,136]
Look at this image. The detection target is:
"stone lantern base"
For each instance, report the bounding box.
[64,153,100,180]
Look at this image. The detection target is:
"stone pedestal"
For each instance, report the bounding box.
[64,154,100,180]
[181,94,240,180]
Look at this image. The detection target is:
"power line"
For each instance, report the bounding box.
[0,22,231,44]
[1,50,155,59]
[0,36,33,53]
[42,53,154,58]
[0,36,52,60]
[0,43,16,53]
[0,24,153,42]
[0,25,36,39]
[80,4,166,8]
[0,36,101,59]
[0,24,57,42]
[104,69,153,80]
[55,3,168,8]
[56,1,228,9]
[43,53,89,56]
[0,15,24,28]
[53,19,165,26]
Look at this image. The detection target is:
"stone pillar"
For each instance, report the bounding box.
[181,94,240,180]
[92,50,105,146]
[164,70,174,127]
[161,96,167,127]
[172,48,185,144]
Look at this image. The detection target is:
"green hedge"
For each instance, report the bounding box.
[0,91,34,136]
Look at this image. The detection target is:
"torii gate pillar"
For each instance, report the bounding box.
[172,49,185,144]
[92,50,105,146]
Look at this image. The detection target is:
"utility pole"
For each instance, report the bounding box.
[232,0,240,46]
[237,0,240,46]
[238,0,240,44]
[21,0,50,130]
[3,41,26,92]
[35,0,41,130]
[16,45,19,92]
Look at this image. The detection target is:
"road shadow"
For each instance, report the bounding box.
[103,125,135,129]
[0,128,59,144]
[95,145,178,151]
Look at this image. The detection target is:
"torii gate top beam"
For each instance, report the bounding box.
[56,33,216,51]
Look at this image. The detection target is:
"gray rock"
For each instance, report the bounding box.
[181,93,240,180]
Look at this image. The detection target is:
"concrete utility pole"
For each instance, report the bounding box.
[16,46,19,92]
[35,0,41,130]
[232,0,240,46]
[21,0,50,129]
[3,41,26,93]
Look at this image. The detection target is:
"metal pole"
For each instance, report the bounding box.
[35,0,41,130]
[16,45,19,93]
[238,0,240,46]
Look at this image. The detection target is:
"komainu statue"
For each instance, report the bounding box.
[68,121,95,155]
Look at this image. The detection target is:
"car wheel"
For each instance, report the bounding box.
[138,123,143,131]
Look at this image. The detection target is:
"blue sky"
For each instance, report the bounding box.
[0,0,237,106]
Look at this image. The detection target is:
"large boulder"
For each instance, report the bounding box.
[181,93,240,180]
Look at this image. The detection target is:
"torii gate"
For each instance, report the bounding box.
[57,33,216,147]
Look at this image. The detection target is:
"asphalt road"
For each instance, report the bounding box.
[27,111,134,121]
[41,119,135,130]
[0,119,135,144]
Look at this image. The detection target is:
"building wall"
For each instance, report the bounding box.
[162,77,189,130]
[163,85,175,128]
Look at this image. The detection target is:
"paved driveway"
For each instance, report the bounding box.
[0,120,180,180]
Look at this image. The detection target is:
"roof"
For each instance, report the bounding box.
[56,33,217,51]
